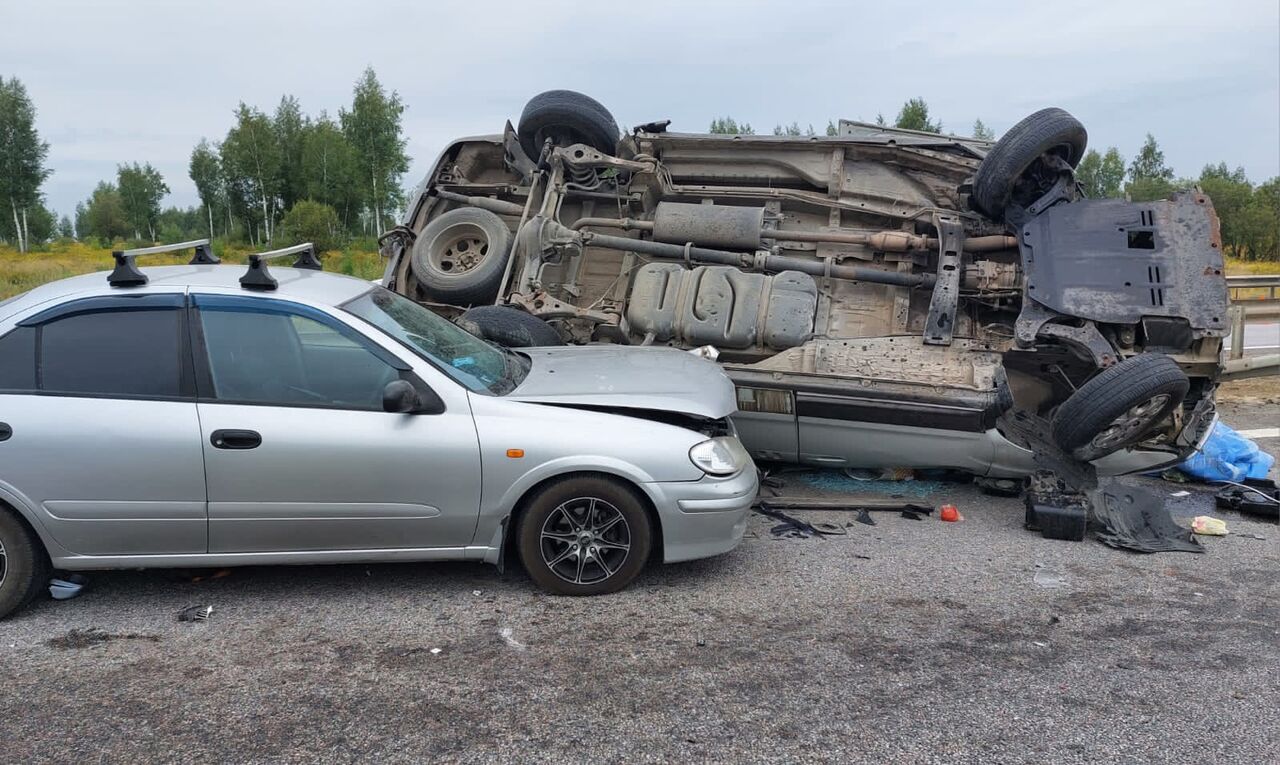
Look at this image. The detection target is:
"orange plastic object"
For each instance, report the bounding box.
[939,504,962,522]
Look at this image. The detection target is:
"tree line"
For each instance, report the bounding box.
[712,98,1279,261]
[2,84,1277,262]
[0,68,409,253]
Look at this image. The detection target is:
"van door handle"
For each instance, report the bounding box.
[0,422,11,442]
[210,429,261,450]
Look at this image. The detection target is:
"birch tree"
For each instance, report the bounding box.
[189,139,226,239]
[117,162,169,241]
[0,77,51,252]
[340,68,409,237]
[221,104,282,243]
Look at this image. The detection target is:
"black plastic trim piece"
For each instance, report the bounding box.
[795,391,989,433]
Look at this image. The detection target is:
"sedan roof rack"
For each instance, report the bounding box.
[240,243,322,291]
[108,239,218,287]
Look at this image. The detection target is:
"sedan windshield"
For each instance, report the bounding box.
[344,288,529,395]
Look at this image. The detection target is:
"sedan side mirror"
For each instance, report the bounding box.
[382,379,446,414]
[383,379,421,413]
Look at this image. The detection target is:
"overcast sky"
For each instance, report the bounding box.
[4,0,1278,217]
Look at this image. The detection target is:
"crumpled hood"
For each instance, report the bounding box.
[507,346,737,419]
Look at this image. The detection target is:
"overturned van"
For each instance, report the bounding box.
[380,90,1229,478]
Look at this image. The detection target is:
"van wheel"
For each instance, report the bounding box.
[971,107,1087,222]
[410,208,513,306]
[518,90,620,162]
[0,509,50,620]
[457,305,563,347]
[1051,354,1189,461]
[517,476,652,596]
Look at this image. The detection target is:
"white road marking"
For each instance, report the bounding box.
[1235,427,1280,439]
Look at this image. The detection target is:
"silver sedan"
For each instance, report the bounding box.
[0,263,756,619]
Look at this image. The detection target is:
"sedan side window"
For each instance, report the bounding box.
[194,295,400,411]
[3,299,187,399]
[0,327,36,391]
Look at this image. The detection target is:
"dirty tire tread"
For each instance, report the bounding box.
[457,305,562,348]
[518,90,620,161]
[410,208,513,306]
[516,474,653,596]
[972,107,1087,222]
[1051,354,1189,460]
[0,508,49,619]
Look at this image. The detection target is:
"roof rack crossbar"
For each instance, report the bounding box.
[239,243,321,291]
[108,238,215,287]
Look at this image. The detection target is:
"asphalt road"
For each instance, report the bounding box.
[1,400,1277,764]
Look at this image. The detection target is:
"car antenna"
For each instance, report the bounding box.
[239,243,322,291]
[108,239,216,287]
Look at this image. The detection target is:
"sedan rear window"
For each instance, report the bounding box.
[40,310,184,398]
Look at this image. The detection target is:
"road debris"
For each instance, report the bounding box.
[1190,516,1228,536]
[1180,421,1275,482]
[176,605,214,622]
[754,503,847,539]
[1214,478,1280,521]
[48,574,87,601]
[498,627,527,651]
[1092,482,1203,554]
[1033,567,1068,589]
[939,505,963,522]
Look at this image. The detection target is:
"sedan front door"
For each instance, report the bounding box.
[190,293,482,554]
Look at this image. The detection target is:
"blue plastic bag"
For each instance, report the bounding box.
[1179,421,1275,482]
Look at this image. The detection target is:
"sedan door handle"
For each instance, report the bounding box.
[210,429,262,450]
[0,422,11,442]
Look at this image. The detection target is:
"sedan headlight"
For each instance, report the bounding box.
[688,437,750,476]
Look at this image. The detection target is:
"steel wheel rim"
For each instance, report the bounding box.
[1091,393,1171,450]
[539,497,631,585]
[429,223,490,276]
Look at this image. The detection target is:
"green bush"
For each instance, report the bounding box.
[280,200,346,253]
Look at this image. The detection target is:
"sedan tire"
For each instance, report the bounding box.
[0,509,49,620]
[516,475,652,596]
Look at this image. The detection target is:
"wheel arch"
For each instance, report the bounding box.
[498,469,665,572]
[0,492,54,569]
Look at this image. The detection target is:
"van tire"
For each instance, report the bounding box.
[457,305,562,348]
[518,90,620,162]
[972,108,1087,222]
[1051,354,1189,461]
[410,208,513,306]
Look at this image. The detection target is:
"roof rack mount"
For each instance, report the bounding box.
[240,243,321,291]
[108,239,217,287]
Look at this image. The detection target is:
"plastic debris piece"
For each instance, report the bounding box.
[939,505,963,522]
[498,627,527,651]
[1033,569,1068,588]
[1170,491,1191,497]
[1190,516,1228,536]
[1179,421,1275,482]
[1160,468,1191,483]
[177,605,214,622]
[49,575,87,601]
[856,509,876,526]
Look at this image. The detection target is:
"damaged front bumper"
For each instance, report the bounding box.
[643,467,759,563]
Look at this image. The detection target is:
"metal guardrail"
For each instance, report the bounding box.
[1225,274,1279,364]
[1226,274,1279,310]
